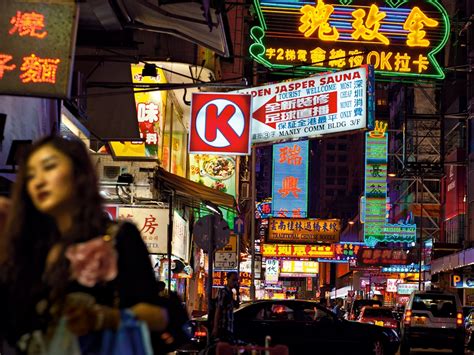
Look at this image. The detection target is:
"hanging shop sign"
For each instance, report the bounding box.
[240,255,262,279]
[249,0,449,80]
[272,140,309,217]
[256,200,272,219]
[268,218,340,244]
[386,278,402,292]
[213,271,252,288]
[318,241,364,262]
[362,121,417,246]
[397,283,418,295]
[118,207,169,254]
[262,243,334,258]
[357,247,415,266]
[0,0,78,98]
[235,66,374,143]
[110,64,167,159]
[265,259,280,283]
[280,260,319,274]
[189,154,236,194]
[189,93,252,155]
[215,234,238,270]
[172,211,189,261]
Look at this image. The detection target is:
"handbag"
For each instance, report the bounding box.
[100,309,153,355]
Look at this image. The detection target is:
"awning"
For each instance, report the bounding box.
[154,167,236,210]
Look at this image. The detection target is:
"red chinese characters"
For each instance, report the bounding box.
[0,54,16,79]
[9,11,48,39]
[20,54,60,84]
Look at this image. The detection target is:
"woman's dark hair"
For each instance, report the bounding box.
[0,135,105,288]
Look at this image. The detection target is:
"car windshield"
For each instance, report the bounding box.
[412,294,457,318]
[353,300,382,316]
[362,308,394,318]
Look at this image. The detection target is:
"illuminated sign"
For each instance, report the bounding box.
[272,140,309,217]
[110,64,167,159]
[318,241,364,262]
[213,271,252,288]
[236,66,374,143]
[397,283,418,295]
[189,93,252,155]
[363,121,417,246]
[262,243,334,258]
[357,247,415,266]
[256,199,272,219]
[280,260,319,274]
[250,0,449,79]
[268,218,340,244]
[189,154,236,195]
[381,264,430,273]
[0,1,78,97]
[386,278,402,292]
[451,274,474,289]
[265,259,280,283]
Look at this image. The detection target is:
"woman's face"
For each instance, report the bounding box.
[26,145,76,216]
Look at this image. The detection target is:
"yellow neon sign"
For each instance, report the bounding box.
[299,0,339,40]
[352,5,389,45]
[404,6,439,47]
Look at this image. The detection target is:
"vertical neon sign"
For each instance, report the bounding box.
[272,140,309,218]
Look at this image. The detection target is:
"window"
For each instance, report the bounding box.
[327,143,336,150]
[338,167,348,175]
[337,178,346,185]
[412,294,457,318]
[327,155,336,162]
[338,144,347,151]
[326,189,335,196]
[327,167,336,176]
[338,155,347,163]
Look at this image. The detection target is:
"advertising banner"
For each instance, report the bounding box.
[118,207,169,254]
[109,64,167,159]
[249,0,449,80]
[357,247,415,266]
[236,66,374,143]
[272,140,309,217]
[268,218,340,244]
[189,93,252,155]
[262,244,334,258]
[0,0,78,98]
[189,154,236,195]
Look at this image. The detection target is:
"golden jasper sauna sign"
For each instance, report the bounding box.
[250,0,449,79]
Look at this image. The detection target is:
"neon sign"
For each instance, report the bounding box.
[250,0,449,79]
[363,121,416,246]
[0,1,78,97]
[272,140,309,217]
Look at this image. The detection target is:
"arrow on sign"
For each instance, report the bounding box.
[253,96,277,129]
[234,217,244,234]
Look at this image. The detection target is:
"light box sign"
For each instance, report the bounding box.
[250,0,449,80]
[262,243,334,258]
[268,218,340,244]
[0,0,78,98]
[357,247,415,266]
[281,260,319,274]
[397,283,418,295]
[272,140,309,217]
[362,121,417,246]
[110,64,167,159]
[236,66,374,143]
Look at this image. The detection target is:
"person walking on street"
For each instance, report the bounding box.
[212,271,240,343]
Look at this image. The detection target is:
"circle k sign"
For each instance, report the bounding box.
[189,93,252,155]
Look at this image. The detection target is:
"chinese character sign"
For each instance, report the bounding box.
[272,140,309,217]
[268,218,340,244]
[262,244,334,258]
[265,259,279,284]
[109,63,167,159]
[0,1,78,97]
[250,0,449,79]
[236,66,374,143]
[118,207,169,254]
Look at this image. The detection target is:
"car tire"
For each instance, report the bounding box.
[371,339,384,355]
[399,342,410,355]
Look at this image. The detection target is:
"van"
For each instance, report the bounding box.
[400,290,464,354]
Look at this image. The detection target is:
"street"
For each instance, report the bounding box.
[397,350,474,354]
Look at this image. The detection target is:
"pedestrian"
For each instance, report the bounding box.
[332,298,344,318]
[212,271,240,343]
[0,136,170,354]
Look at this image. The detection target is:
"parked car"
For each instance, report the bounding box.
[347,299,383,320]
[400,290,464,355]
[358,306,400,331]
[180,299,400,355]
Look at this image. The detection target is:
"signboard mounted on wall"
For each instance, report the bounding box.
[249,0,450,80]
[0,0,78,98]
[236,66,375,143]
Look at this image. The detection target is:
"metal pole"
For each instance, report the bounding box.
[207,214,215,314]
[167,191,174,293]
[418,175,424,290]
[250,145,256,300]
